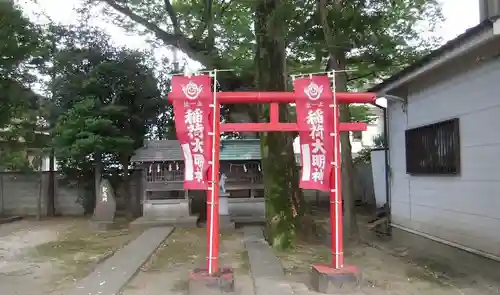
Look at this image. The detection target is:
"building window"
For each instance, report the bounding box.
[352,131,363,141]
[405,118,460,175]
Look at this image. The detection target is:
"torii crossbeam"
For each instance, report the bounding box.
[169,70,376,294]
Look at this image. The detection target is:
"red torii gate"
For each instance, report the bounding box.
[169,70,376,292]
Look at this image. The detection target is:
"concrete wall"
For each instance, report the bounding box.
[0,172,83,216]
[370,149,387,208]
[353,162,376,205]
[300,162,375,207]
[0,170,145,217]
[391,226,500,283]
[387,57,500,258]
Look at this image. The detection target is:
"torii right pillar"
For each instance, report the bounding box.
[292,73,376,294]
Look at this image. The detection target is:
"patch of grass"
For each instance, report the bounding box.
[35,233,116,258]
[220,230,238,239]
[216,230,251,276]
[405,266,448,286]
[275,242,330,276]
[402,256,467,289]
[29,219,141,284]
[33,229,136,263]
[411,256,465,279]
[144,228,206,271]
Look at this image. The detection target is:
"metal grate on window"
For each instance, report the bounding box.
[405,118,460,175]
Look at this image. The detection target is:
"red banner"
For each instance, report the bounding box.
[171,75,213,190]
[293,76,335,192]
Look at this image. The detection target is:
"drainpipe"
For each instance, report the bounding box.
[382,107,391,236]
[370,102,391,236]
[378,94,407,236]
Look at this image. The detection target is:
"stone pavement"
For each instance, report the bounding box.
[243,226,294,295]
[61,226,173,295]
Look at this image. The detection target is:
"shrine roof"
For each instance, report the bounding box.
[130,139,262,163]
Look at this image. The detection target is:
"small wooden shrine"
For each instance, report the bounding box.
[130,139,265,222]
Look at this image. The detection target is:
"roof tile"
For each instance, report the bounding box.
[131,139,262,162]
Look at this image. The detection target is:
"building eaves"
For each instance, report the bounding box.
[130,139,262,162]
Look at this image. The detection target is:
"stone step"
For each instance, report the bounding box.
[243,226,294,295]
[129,215,199,230]
[232,215,266,224]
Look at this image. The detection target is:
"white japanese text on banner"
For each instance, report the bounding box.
[171,75,213,190]
[293,76,335,192]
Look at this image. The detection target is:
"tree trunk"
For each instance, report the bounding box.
[319,0,359,241]
[337,67,360,241]
[254,0,307,249]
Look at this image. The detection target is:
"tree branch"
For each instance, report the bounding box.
[99,0,253,91]
[163,0,181,36]
[220,1,232,15]
[347,71,377,82]
[191,1,233,47]
[100,0,212,66]
[193,0,214,45]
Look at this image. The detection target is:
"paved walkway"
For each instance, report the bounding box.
[63,227,174,295]
[243,226,294,295]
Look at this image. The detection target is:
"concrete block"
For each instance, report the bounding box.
[310,264,361,294]
[188,267,235,295]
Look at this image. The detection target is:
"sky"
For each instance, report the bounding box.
[19,0,480,73]
[438,0,480,40]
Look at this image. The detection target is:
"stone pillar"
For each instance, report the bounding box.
[219,173,234,229]
[92,179,117,231]
[219,192,230,215]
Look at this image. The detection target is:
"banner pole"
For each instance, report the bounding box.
[330,70,344,269]
[207,69,221,275]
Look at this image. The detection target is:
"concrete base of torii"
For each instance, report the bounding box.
[188,267,235,295]
[310,264,361,294]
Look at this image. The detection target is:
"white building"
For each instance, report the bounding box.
[370,14,500,261]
